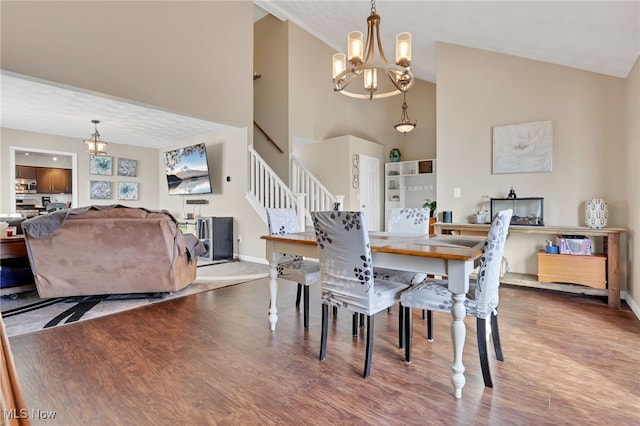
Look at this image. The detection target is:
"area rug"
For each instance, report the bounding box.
[1,260,269,338]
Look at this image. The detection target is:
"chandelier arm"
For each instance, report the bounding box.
[333,65,414,99]
[383,68,412,93]
[374,19,389,65]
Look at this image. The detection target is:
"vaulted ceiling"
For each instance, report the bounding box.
[2,1,638,149]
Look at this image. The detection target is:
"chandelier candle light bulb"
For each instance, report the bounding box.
[348,31,364,62]
[332,53,346,79]
[395,32,411,66]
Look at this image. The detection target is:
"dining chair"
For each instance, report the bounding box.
[45,202,68,213]
[311,210,410,378]
[374,207,432,284]
[266,208,320,329]
[400,208,513,388]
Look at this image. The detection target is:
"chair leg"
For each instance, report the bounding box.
[295,283,302,308]
[477,317,493,387]
[363,314,374,378]
[332,306,338,316]
[422,309,426,320]
[303,285,310,329]
[404,306,412,363]
[352,313,358,336]
[359,313,365,327]
[387,307,392,314]
[320,303,328,361]
[398,303,405,349]
[427,310,434,341]
[491,311,504,362]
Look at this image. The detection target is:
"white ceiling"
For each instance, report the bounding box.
[258,0,640,82]
[0,72,230,150]
[2,1,638,151]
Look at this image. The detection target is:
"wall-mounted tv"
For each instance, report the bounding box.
[163,142,212,195]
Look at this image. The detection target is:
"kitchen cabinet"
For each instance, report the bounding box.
[15,166,37,179]
[36,167,72,194]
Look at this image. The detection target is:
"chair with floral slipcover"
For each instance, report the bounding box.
[374,207,431,285]
[400,208,513,388]
[266,208,320,329]
[311,210,410,378]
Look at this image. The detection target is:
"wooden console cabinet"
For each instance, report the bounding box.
[537,251,606,289]
[434,223,626,308]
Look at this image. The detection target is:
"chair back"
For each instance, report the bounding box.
[474,209,513,318]
[46,203,67,213]
[266,208,301,235]
[266,208,302,264]
[387,208,430,234]
[311,211,376,313]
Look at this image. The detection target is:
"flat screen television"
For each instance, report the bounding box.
[163,142,212,195]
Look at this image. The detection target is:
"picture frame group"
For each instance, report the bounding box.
[89,156,139,200]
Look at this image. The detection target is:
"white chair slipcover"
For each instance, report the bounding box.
[311,210,410,378]
[266,208,320,329]
[400,208,513,388]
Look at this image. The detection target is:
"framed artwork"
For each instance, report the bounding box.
[118,182,139,200]
[90,181,112,199]
[90,155,113,175]
[117,158,138,177]
[492,120,553,174]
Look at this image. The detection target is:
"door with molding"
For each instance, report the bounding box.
[357,154,380,231]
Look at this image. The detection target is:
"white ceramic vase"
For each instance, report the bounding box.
[585,198,608,229]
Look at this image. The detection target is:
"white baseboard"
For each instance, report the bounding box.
[237,254,269,265]
[622,291,640,320]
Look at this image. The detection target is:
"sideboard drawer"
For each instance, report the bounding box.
[537,251,606,289]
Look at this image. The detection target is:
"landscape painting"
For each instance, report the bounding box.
[163,143,212,195]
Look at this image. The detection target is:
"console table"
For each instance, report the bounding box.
[434,223,626,308]
[0,236,36,297]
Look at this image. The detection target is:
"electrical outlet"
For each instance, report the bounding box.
[454,187,461,198]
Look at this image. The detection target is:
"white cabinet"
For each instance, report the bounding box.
[385,159,436,228]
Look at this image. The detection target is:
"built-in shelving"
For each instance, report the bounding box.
[384,159,436,229]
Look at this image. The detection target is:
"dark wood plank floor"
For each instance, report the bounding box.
[7,276,640,425]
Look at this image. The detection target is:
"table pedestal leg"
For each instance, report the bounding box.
[450,292,467,398]
[268,260,278,331]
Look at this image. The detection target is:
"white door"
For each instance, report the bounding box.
[358,155,381,231]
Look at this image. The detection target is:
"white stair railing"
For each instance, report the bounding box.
[247,145,300,224]
[290,153,344,215]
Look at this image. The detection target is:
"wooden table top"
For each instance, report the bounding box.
[262,231,485,262]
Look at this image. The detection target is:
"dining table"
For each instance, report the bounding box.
[262,230,485,398]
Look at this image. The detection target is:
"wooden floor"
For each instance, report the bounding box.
[7,276,640,425]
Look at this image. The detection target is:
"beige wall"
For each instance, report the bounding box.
[436,42,634,304]
[293,135,385,214]
[1,128,160,211]
[0,1,267,261]
[258,18,436,171]
[625,57,640,305]
[1,1,251,128]
[254,14,290,181]
[158,127,266,261]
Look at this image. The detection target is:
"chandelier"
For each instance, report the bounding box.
[393,93,416,134]
[332,0,414,100]
[84,120,108,156]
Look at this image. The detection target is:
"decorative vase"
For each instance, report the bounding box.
[585,198,608,229]
[389,148,401,162]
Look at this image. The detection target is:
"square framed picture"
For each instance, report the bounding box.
[117,158,138,177]
[90,181,112,199]
[90,155,113,175]
[118,182,139,200]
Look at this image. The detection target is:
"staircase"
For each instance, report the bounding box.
[246,145,343,226]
